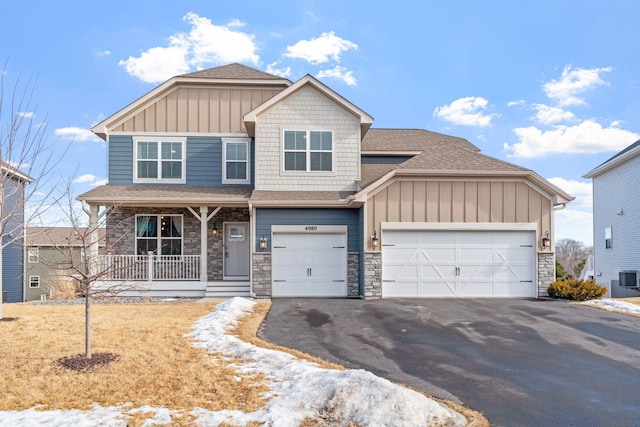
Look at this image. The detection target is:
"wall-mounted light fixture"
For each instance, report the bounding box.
[617,209,624,216]
[541,231,551,248]
[211,224,219,237]
[371,230,379,249]
[259,236,268,250]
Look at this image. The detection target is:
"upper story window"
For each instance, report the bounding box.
[283,130,333,172]
[605,226,612,249]
[222,138,250,184]
[136,215,183,255]
[28,248,39,263]
[133,137,186,184]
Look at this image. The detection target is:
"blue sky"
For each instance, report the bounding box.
[3,0,640,246]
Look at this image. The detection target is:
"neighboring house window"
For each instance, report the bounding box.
[136,215,183,255]
[605,227,612,249]
[133,137,186,183]
[29,275,40,288]
[28,247,39,263]
[283,130,333,172]
[222,138,250,184]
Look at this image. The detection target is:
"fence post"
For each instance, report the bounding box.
[148,254,154,282]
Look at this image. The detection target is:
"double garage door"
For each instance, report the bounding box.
[271,227,347,297]
[383,229,535,298]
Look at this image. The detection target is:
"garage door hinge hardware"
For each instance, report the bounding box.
[382,280,395,282]
[333,280,345,282]
[273,246,286,248]
[520,280,533,283]
[333,246,345,249]
[382,244,395,247]
[273,280,286,282]
[520,245,533,247]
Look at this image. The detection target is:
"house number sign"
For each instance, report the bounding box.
[304,226,318,231]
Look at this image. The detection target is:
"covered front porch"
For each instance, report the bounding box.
[78,185,254,298]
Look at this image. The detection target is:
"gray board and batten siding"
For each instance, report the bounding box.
[108,135,255,187]
[592,153,640,297]
[2,178,24,302]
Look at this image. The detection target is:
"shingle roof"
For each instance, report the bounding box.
[26,227,106,247]
[584,138,640,178]
[179,63,288,81]
[361,128,479,152]
[356,129,529,190]
[250,190,356,205]
[78,185,252,205]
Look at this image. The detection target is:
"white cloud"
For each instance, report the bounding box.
[54,127,101,142]
[547,177,592,209]
[532,104,575,125]
[433,96,498,127]
[504,119,639,158]
[284,31,358,65]
[543,65,612,106]
[18,111,35,119]
[73,174,106,186]
[507,100,525,107]
[97,49,111,57]
[266,62,291,78]
[119,13,259,84]
[185,14,259,68]
[317,66,357,86]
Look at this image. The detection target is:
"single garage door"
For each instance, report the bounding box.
[382,230,535,297]
[272,230,347,297]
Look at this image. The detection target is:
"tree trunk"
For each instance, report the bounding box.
[85,285,91,358]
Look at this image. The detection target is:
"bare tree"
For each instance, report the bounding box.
[555,238,593,279]
[0,66,66,319]
[37,183,142,360]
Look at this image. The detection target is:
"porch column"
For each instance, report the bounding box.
[200,206,208,283]
[88,204,99,277]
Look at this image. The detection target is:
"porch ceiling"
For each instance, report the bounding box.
[77,185,251,207]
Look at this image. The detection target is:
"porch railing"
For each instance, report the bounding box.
[97,255,201,281]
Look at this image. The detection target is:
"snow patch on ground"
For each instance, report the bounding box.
[580,299,640,316]
[0,297,467,426]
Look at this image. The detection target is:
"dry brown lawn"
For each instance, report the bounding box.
[0,299,488,426]
[0,301,268,425]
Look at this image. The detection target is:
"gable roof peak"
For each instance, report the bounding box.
[178,63,290,81]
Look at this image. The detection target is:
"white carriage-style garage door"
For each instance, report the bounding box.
[382,229,535,298]
[271,226,347,297]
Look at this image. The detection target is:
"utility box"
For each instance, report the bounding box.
[619,271,640,288]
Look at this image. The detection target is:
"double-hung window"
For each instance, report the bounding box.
[283,130,333,172]
[136,215,183,256]
[28,248,39,263]
[222,138,250,184]
[29,275,40,288]
[134,138,186,183]
[605,226,612,249]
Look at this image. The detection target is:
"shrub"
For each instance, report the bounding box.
[47,277,80,300]
[547,279,607,301]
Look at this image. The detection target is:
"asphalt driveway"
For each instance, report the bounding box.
[260,298,640,427]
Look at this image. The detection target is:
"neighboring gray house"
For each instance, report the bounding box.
[585,138,640,297]
[1,162,30,303]
[79,63,572,299]
[25,227,107,301]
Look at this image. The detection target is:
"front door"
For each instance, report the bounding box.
[224,222,250,278]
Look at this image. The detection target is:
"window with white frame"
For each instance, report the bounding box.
[135,215,183,255]
[283,130,333,172]
[222,138,250,184]
[28,247,39,263]
[134,138,186,183]
[605,226,612,249]
[29,275,40,288]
